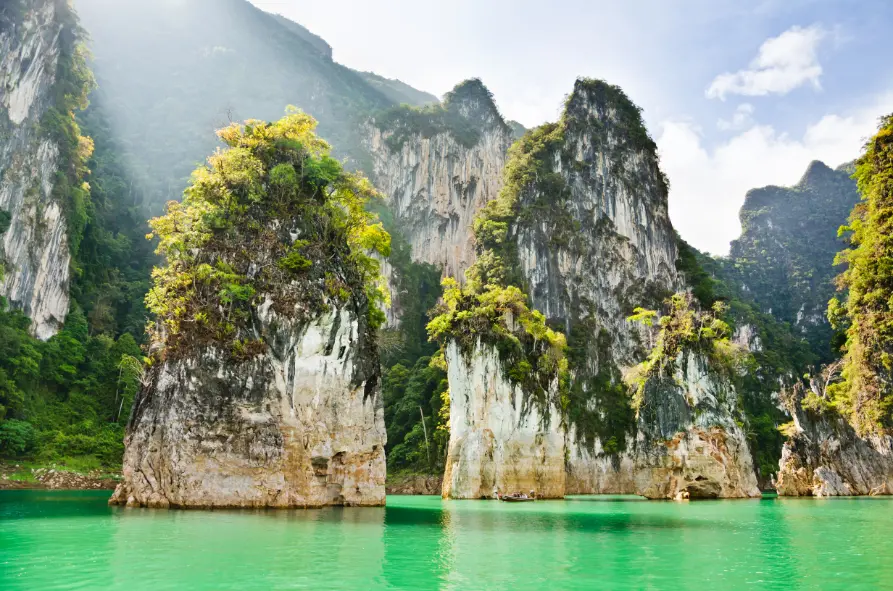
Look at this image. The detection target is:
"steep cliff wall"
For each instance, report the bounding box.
[363,79,514,282]
[0,0,88,339]
[776,381,893,496]
[110,112,388,508]
[110,305,386,508]
[633,352,759,499]
[434,79,760,499]
[500,80,680,494]
[441,341,565,499]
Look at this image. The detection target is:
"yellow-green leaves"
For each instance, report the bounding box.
[625,292,740,414]
[627,307,658,327]
[426,276,568,405]
[145,110,391,357]
[828,114,893,435]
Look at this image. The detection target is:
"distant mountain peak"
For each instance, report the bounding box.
[442,78,508,129]
[565,78,643,120]
[797,160,836,189]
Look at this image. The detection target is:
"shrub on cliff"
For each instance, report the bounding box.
[145,109,391,358]
[626,292,743,412]
[427,277,569,414]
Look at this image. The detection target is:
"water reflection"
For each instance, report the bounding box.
[109,504,387,590]
[3,492,893,590]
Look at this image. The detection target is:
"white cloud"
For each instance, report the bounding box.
[706,25,826,100]
[658,92,893,255]
[717,103,755,131]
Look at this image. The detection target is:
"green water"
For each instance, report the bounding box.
[1,491,891,590]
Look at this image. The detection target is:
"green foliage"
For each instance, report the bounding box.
[828,114,893,435]
[145,109,390,358]
[0,298,143,468]
[367,203,442,368]
[0,5,155,470]
[69,93,155,338]
[722,161,859,361]
[0,419,36,456]
[374,78,510,151]
[364,202,445,473]
[39,3,96,259]
[427,277,569,414]
[383,357,448,473]
[626,293,739,412]
[565,324,636,453]
[675,234,718,307]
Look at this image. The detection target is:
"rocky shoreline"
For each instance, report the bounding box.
[0,465,120,490]
[385,474,444,495]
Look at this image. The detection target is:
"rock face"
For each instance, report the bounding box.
[0,0,76,339]
[505,80,674,496]
[633,353,760,499]
[776,386,893,497]
[109,114,388,509]
[726,160,859,358]
[363,79,514,282]
[110,305,387,508]
[441,341,565,499]
[438,79,760,499]
[386,473,443,495]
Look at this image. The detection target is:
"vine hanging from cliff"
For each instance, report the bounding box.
[145,109,391,359]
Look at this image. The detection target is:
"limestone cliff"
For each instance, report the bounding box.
[441,341,565,499]
[363,79,514,282]
[776,379,893,497]
[0,0,88,339]
[110,112,387,508]
[435,79,760,499]
[725,160,859,359]
[633,352,759,499]
[110,305,387,508]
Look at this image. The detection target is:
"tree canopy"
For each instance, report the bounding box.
[146,109,390,358]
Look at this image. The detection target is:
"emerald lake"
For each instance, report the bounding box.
[1,491,891,590]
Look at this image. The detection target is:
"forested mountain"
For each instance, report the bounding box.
[718,161,859,361]
[73,0,436,212]
[777,115,893,497]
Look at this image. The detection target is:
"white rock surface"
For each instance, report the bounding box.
[110,305,387,508]
[363,91,513,283]
[441,341,566,499]
[632,352,761,499]
[437,81,760,499]
[776,385,893,497]
[0,0,72,338]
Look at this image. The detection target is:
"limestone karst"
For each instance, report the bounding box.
[109,113,389,508]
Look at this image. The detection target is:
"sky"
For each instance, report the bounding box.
[249,0,893,255]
